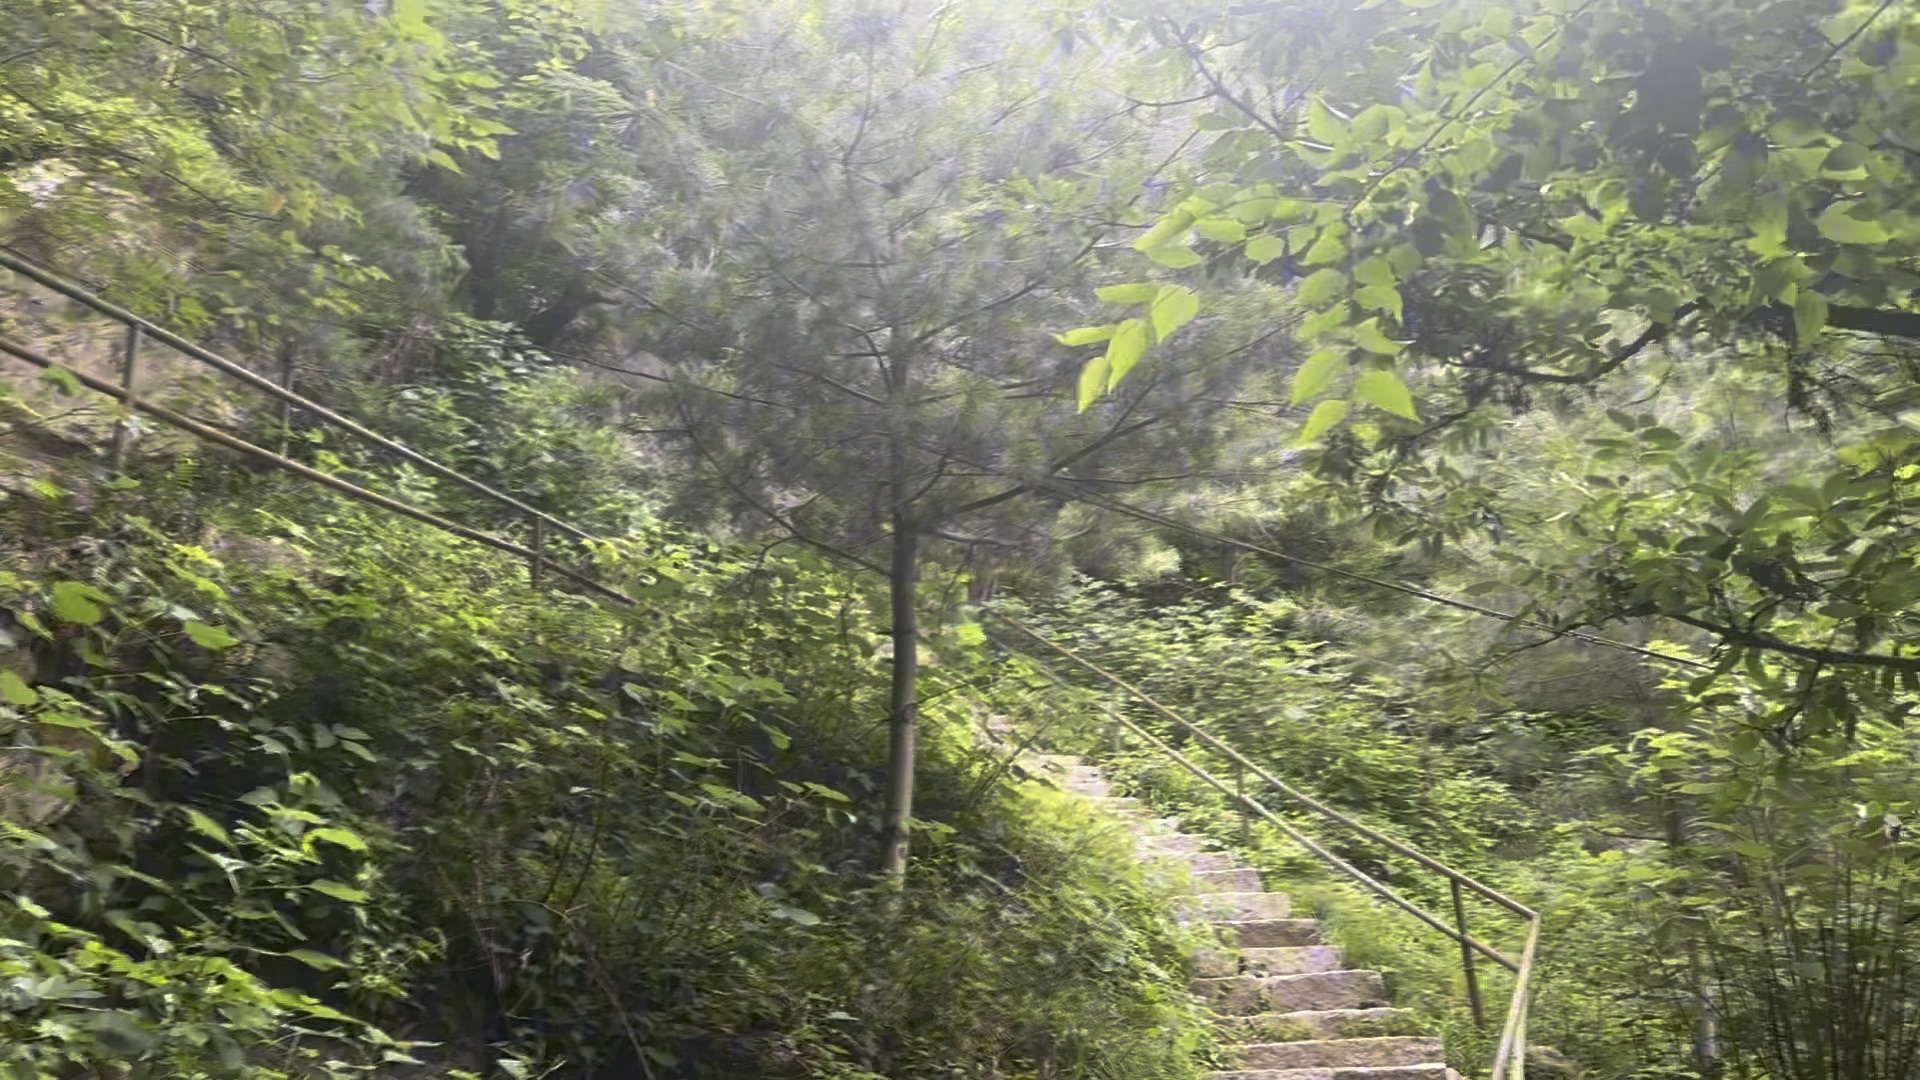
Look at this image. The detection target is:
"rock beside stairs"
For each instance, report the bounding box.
[1011,740,1460,1080]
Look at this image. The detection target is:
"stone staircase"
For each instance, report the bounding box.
[1023,749,1459,1080]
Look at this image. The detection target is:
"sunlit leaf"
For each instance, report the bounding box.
[1296,399,1350,444]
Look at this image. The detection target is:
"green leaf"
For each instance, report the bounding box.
[182,621,239,650]
[1133,210,1195,252]
[1296,399,1350,444]
[1352,255,1396,288]
[1355,284,1404,320]
[424,147,462,173]
[182,808,231,847]
[308,827,369,852]
[1095,283,1159,304]
[1816,203,1890,245]
[1301,228,1348,267]
[0,671,37,707]
[1148,287,1200,341]
[1077,355,1111,412]
[310,880,370,904]
[1290,347,1346,405]
[1054,325,1117,347]
[285,949,347,971]
[1794,289,1828,342]
[1244,234,1288,265]
[1144,245,1203,268]
[1307,98,1345,144]
[1296,268,1349,308]
[770,904,821,926]
[49,582,105,626]
[1353,369,1418,419]
[1194,217,1247,243]
[1104,318,1152,386]
[1352,317,1404,355]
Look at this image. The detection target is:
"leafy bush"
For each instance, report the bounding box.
[0,451,1215,1079]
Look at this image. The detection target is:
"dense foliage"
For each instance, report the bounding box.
[9,0,1920,1077]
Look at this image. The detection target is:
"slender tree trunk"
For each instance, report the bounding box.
[880,513,919,883]
[880,333,919,886]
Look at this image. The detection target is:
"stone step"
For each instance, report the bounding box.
[1091,796,1143,812]
[1193,867,1265,893]
[1185,891,1291,921]
[1231,1037,1445,1071]
[1207,1065,1456,1080]
[1178,850,1238,872]
[1143,833,1209,855]
[1239,945,1344,976]
[1194,970,1386,1014]
[1222,1008,1424,1043]
[1069,779,1112,796]
[1214,919,1321,948]
[1195,945,1339,979]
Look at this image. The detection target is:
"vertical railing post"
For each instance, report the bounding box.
[1236,761,1249,846]
[110,325,141,472]
[277,338,295,455]
[529,514,545,589]
[1452,878,1488,1029]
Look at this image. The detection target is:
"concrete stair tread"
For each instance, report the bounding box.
[1193,867,1265,892]
[1231,1036,1446,1070]
[1221,1008,1425,1043]
[1213,918,1322,948]
[1195,970,1386,1014]
[1207,1066,1456,1080]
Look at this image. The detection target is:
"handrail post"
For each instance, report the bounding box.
[1451,879,1487,1029]
[529,514,546,588]
[277,337,295,455]
[1236,761,1249,846]
[110,326,140,472]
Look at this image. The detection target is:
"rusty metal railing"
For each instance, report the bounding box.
[989,611,1542,1080]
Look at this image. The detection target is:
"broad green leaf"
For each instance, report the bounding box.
[1352,255,1396,288]
[1307,98,1345,144]
[1149,287,1200,341]
[1290,347,1345,404]
[1105,318,1151,385]
[1055,325,1117,347]
[771,904,822,926]
[1355,284,1404,320]
[49,582,105,626]
[1794,289,1829,342]
[0,671,37,707]
[183,621,239,650]
[1077,355,1111,412]
[310,880,369,903]
[1145,245,1204,268]
[1816,204,1890,245]
[1133,210,1195,251]
[1195,217,1247,243]
[183,808,231,847]
[308,827,369,852]
[1352,317,1404,355]
[1245,234,1288,264]
[1296,268,1349,308]
[286,949,347,971]
[1353,369,1418,419]
[1296,399,1351,444]
[1095,283,1158,304]
[1302,229,1347,267]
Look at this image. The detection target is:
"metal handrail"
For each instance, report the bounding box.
[0,250,595,544]
[0,253,635,605]
[989,611,1544,1080]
